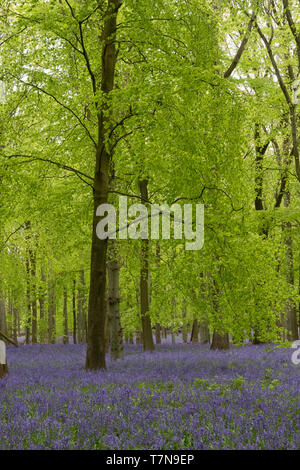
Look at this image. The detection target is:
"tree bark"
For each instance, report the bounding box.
[48,273,56,344]
[283,192,299,341]
[108,244,123,360]
[39,267,46,343]
[86,0,122,370]
[63,287,69,344]
[77,270,87,343]
[199,320,210,344]
[0,338,8,378]
[24,220,32,344]
[105,298,110,353]
[29,248,38,344]
[12,305,18,344]
[190,318,199,343]
[210,331,230,350]
[182,300,188,343]
[136,329,142,344]
[0,294,7,340]
[25,254,31,344]
[72,279,77,344]
[210,278,229,350]
[155,243,161,345]
[155,323,161,344]
[139,179,155,352]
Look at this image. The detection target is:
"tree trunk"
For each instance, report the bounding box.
[298,256,300,333]
[155,323,161,344]
[72,279,77,344]
[39,267,46,343]
[108,246,123,360]
[139,179,155,352]
[25,255,31,344]
[154,242,161,345]
[252,330,262,345]
[29,248,38,344]
[12,305,18,344]
[6,295,12,339]
[136,329,142,344]
[48,274,56,344]
[7,294,18,344]
[0,294,7,340]
[86,0,121,370]
[63,287,69,344]
[77,270,87,343]
[210,278,230,350]
[171,297,176,344]
[190,318,199,343]
[199,320,210,344]
[0,340,8,379]
[283,192,299,341]
[252,126,269,343]
[0,363,8,379]
[105,298,110,353]
[182,300,188,343]
[210,331,230,350]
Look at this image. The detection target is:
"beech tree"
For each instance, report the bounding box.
[0,0,299,366]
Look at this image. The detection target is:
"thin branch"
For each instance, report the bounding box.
[78,20,96,94]
[108,109,134,139]
[3,154,93,187]
[108,190,143,201]
[80,5,102,23]
[60,1,97,95]
[172,186,244,212]
[110,128,141,154]
[64,0,76,19]
[3,222,26,246]
[0,27,27,47]
[55,33,83,56]
[8,73,97,148]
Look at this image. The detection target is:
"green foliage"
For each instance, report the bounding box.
[0,0,299,344]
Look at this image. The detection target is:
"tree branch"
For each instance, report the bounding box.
[64,0,76,19]
[224,11,257,78]
[0,27,27,47]
[254,124,270,211]
[3,154,94,188]
[172,186,244,212]
[282,0,300,69]
[255,23,292,107]
[2,222,26,247]
[78,20,96,94]
[255,21,300,181]
[8,73,97,148]
[80,5,103,23]
[0,330,18,347]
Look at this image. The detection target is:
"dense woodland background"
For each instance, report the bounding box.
[0,0,300,370]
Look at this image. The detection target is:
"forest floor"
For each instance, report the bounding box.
[0,342,299,450]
